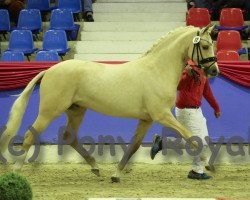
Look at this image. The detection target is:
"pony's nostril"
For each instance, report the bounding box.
[211,69,218,76]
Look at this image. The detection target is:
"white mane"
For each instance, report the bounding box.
[141,26,197,57]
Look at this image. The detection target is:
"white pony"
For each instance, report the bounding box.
[0,25,219,182]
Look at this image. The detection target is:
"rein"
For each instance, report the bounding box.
[191,31,217,74]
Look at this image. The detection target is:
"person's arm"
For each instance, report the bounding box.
[203,78,221,118]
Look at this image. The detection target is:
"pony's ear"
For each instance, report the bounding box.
[201,24,215,34]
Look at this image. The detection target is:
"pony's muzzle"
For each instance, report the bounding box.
[211,68,219,76]
[208,64,220,77]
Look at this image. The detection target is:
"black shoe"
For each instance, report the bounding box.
[150,134,162,160]
[187,170,212,180]
[84,12,94,22]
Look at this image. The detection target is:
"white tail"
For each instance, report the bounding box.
[0,71,46,152]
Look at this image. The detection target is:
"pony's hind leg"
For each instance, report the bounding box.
[12,114,57,171]
[64,106,99,176]
[12,94,73,171]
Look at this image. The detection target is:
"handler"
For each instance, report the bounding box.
[150,59,221,180]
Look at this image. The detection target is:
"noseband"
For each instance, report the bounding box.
[191,31,217,74]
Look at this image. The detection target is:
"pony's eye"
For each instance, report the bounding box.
[202,45,209,50]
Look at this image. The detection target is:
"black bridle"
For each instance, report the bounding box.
[191,31,217,74]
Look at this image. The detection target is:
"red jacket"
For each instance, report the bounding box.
[176,61,220,113]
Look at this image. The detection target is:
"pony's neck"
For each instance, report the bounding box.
[145,27,198,64]
[140,27,198,84]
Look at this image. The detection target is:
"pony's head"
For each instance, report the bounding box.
[188,25,219,77]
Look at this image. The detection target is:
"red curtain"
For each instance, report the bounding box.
[0,61,250,90]
[218,61,250,88]
[0,62,58,90]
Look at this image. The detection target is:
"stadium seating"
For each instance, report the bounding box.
[42,30,70,59]
[186,8,210,28]
[0,9,11,40]
[217,50,240,61]
[26,0,54,11]
[1,51,25,62]
[35,50,60,61]
[57,0,82,14]
[49,9,80,40]
[16,9,42,40]
[6,30,38,61]
[216,30,246,55]
[215,8,248,31]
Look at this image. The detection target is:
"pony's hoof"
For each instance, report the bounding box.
[91,168,100,177]
[12,163,22,172]
[205,165,215,172]
[111,176,120,183]
[124,168,132,174]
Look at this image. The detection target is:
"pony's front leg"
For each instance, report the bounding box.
[153,110,195,145]
[111,119,152,183]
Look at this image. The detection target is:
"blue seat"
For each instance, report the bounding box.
[50,9,80,40]
[57,0,82,14]
[7,30,38,60]
[17,9,42,40]
[26,0,54,11]
[0,9,11,40]
[42,30,70,59]
[35,50,60,61]
[1,51,25,62]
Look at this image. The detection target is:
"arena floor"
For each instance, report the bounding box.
[1,163,250,200]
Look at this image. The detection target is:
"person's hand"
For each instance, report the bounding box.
[214,112,221,118]
[185,65,193,76]
[190,2,195,6]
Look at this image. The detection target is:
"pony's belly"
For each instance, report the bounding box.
[77,100,150,120]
